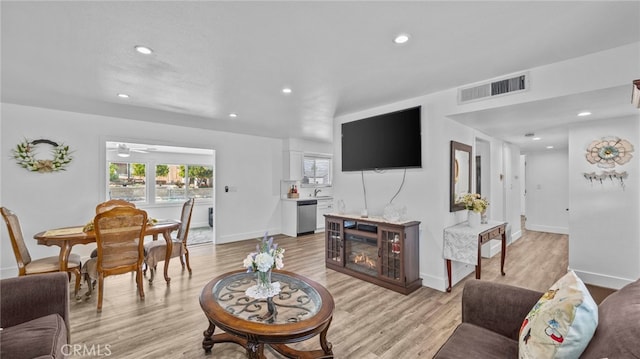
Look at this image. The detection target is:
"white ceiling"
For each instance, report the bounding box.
[2,1,639,152]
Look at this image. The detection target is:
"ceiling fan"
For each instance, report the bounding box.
[108,143,155,157]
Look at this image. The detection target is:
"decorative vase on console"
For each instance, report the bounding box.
[456,193,489,229]
[468,210,481,228]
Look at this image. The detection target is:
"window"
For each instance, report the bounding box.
[184,165,214,198]
[155,164,186,202]
[155,164,213,202]
[108,162,147,203]
[106,141,215,205]
[303,155,331,186]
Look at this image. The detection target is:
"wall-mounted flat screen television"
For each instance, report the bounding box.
[342,106,422,171]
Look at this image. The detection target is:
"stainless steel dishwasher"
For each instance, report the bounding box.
[297,199,317,236]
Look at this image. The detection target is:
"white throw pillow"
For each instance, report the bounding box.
[519,271,598,359]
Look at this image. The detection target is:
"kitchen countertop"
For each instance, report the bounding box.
[281,196,333,202]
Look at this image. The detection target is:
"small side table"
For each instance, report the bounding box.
[443,220,507,292]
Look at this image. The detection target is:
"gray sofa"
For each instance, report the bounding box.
[0,272,70,359]
[434,278,640,358]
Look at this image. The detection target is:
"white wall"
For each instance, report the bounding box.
[525,149,570,234]
[504,142,522,242]
[568,116,640,289]
[332,90,516,291]
[0,103,285,277]
[520,155,526,215]
[331,43,638,291]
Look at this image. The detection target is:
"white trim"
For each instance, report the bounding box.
[422,263,475,293]
[481,240,502,258]
[217,228,281,244]
[421,272,447,292]
[571,268,635,290]
[525,224,569,235]
[0,267,18,279]
[510,228,522,243]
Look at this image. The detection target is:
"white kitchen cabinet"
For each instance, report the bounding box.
[281,200,298,237]
[283,151,303,180]
[316,198,333,230]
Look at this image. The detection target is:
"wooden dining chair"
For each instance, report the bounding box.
[95,199,136,214]
[144,198,195,284]
[0,206,82,297]
[83,200,140,298]
[92,206,147,311]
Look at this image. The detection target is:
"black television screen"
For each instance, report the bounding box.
[342,106,422,171]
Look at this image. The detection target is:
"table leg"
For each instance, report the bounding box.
[446,259,452,292]
[58,242,71,272]
[501,232,507,276]
[319,317,334,356]
[476,235,481,280]
[202,321,216,353]
[246,334,265,359]
[162,230,172,283]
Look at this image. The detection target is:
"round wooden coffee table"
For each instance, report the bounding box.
[199,269,334,359]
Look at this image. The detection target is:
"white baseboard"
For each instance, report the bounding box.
[216,227,280,244]
[511,229,522,243]
[422,263,475,292]
[190,220,210,229]
[421,272,446,292]
[525,223,568,234]
[570,268,635,290]
[0,267,18,279]
[481,241,501,258]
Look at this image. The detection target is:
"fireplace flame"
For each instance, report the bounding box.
[353,252,376,269]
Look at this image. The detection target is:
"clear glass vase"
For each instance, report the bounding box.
[257,269,272,289]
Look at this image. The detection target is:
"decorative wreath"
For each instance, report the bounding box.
[13,138,73,173]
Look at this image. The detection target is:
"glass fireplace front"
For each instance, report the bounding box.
[345,232,378,276]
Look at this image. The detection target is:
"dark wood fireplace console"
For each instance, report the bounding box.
[324,214,421,295]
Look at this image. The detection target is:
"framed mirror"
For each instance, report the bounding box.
[450,141,472,212]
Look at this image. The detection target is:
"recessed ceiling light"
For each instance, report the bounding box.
[532,137,541,141]
[282,88,292,94]
[546,145,554,149]
[578,111,592,117]
[229,113,238,118]
[393,33,410,44]
[117,93,129,99]
[134,45,153,55]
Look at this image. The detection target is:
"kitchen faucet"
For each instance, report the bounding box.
[314,188,322,197]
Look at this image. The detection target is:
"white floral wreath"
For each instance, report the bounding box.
[13,139,73,173]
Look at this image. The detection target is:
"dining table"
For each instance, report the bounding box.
[34,219,181,283]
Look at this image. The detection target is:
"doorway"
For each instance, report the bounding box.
[105,140,216,244]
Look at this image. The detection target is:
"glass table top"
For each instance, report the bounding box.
[212,272,322,324]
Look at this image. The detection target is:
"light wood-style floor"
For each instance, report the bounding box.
[67,227,568,358]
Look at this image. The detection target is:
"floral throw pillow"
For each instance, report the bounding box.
[519,271,598,359]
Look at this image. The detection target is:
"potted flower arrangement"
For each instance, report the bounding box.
[242,233,285,299]
[456,193,489,227]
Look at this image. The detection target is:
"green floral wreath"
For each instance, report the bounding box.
[13,139,73,173]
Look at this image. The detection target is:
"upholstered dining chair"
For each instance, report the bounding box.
[84,199,138,293]
[95,199,136,214]
[144,198,195,284]
[92,206,147,311]
[0,207,82,297]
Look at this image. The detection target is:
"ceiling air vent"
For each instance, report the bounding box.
[458,73,529,104]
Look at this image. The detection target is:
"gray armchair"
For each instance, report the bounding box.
[434,278,640,358]
[0,272,70,359]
